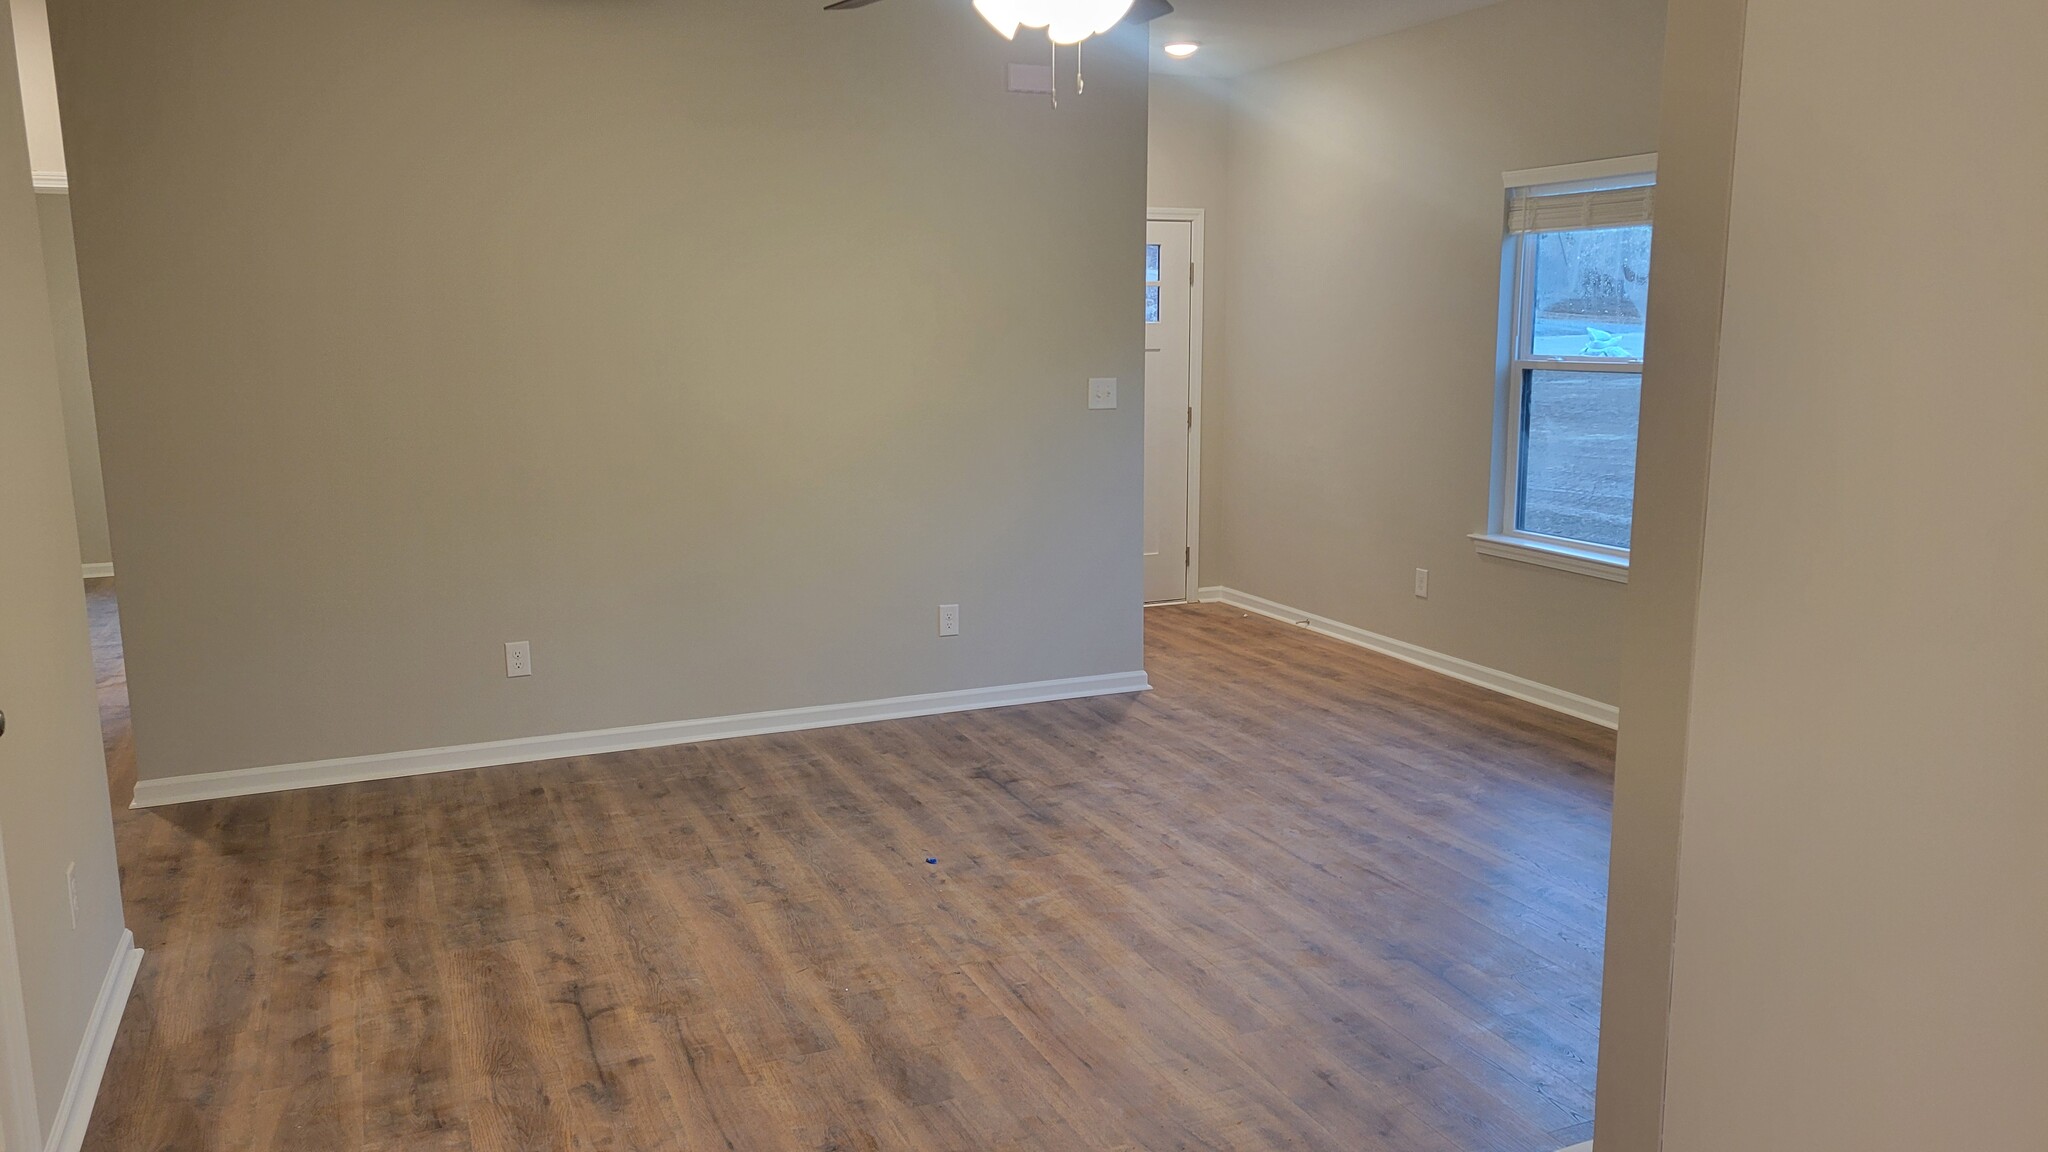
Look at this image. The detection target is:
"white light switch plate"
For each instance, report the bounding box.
[1089,378,1118,410]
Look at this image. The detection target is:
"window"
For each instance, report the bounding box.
[1145,243,1163,324]
[1477,156,1655,580]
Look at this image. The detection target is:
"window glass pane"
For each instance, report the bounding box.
[1145,284,1161,324]
[1528,225,1652,359]
[1145,244,1162,284]
[1518,370,1640,549]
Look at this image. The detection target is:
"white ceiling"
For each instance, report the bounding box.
[1146,0,1504,77]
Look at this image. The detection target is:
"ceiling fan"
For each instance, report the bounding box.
[824,0,1177,49]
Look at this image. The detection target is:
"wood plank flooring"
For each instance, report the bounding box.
[82,585,1614,1151]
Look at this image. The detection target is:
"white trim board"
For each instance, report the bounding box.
[30,172,66,195]
[1503,152,1658,190]
[1556,1144,1593,1152]
[1470,533,1627,583]
[132,671,1153,808]
[1197,586,1618,729]
[79,563,112,581]
[42,931,141,1152]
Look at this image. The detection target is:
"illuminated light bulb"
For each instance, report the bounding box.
[978,0,1136,48]
[1163,42,1201,59]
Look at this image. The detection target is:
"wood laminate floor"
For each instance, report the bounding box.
[82,583,1614,1151]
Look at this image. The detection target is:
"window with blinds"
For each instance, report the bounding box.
[1506,183,1656,234]
[1483,158,1657,566]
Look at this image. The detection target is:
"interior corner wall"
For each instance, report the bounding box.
[7,0,104,570]
[51,0,1150,785]
[1591,0,1746,1147]
[0,7,126,1141]
[1203,0,1667,705]
[35,193,109,569]
[1146,74,1230,571]
[1651,0,2048,1146]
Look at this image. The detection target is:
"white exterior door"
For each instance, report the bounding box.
[1143,219,1193,604]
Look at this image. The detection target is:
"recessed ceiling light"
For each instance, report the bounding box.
[1163,42,1201,59]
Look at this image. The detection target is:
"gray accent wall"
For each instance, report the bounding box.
[51,0,1151,784]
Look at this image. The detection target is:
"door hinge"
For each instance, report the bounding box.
[1185,547,1192,567]
[1186,406,1193,429]
[1189,262,1196,286]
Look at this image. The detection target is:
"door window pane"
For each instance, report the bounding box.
[1145,243,1163,322]
[1517,370,1641,549]
[1528,225,1652,359]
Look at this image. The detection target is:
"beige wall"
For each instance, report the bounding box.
[35,193,108,568]
[1644,0,2048,1145]
[0,8,125,1143]
[1200,0,1666,705]
[1146,74,1231,569]
[1590,0,1745,1146]
[52,0,1150,784]
[5,0,60,175]
[8,0,105,569]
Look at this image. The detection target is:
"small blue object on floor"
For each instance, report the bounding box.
[927,857,939,865]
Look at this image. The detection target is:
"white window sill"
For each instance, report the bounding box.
[1470,533,1629,583]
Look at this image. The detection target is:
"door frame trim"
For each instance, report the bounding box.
[1148,207,1205,603]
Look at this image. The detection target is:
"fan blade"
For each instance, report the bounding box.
[1128,0,1175,21]
[823,0,888,9]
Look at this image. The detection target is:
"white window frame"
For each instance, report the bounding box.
[1474,154,1656,583]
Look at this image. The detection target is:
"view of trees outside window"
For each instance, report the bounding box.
[1516,224,1651,549]
[1521,371,1643,548]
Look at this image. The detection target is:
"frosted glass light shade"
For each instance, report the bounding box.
[976,0,1136,47]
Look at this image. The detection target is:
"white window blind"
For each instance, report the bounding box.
[1506,184,1655,234]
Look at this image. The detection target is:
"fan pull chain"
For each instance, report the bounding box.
[1049,39,1059,110]
[1076,42,1085,94]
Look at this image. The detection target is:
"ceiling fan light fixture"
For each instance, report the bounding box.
[973,0,1022,39]
[978,0,1136,46]
[1163,41,1200,58]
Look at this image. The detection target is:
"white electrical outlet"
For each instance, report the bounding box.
[1088,378,1118,410]
[938,605,961,638]
[1415,568,1430,599]
[505,641,533,678]
[66,862,79,929]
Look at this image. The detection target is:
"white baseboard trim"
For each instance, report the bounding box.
[43,930,141,1152]
[1557,1143,1594,1152]
[79,563,113,581]
[131,671,1153,808]
[1196,586,1618,729]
